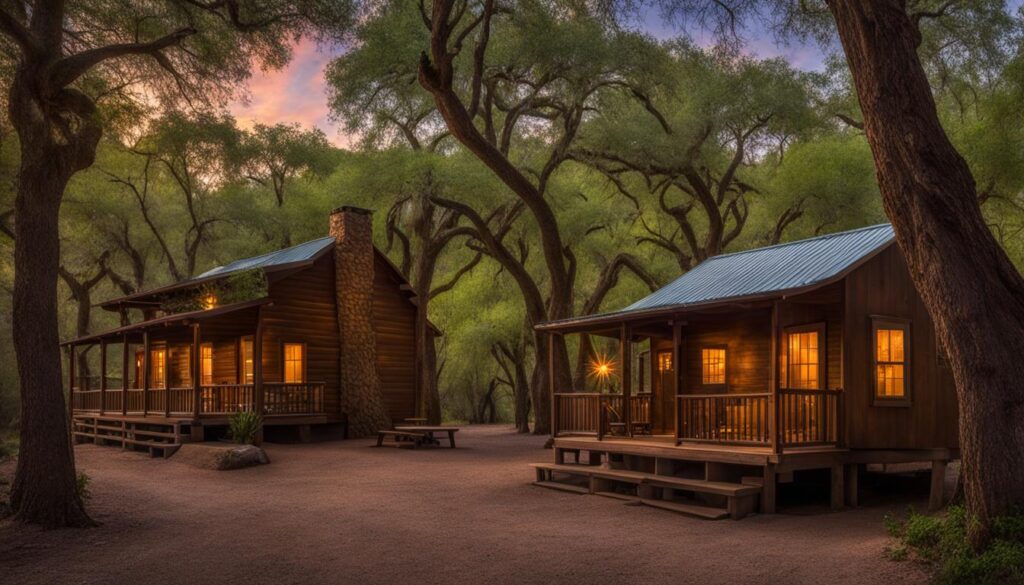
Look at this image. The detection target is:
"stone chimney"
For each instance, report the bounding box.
[329,206,391,437]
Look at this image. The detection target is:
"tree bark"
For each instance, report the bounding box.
[828,0,1024,546]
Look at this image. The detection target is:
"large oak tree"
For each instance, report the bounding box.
[0,0,353,527]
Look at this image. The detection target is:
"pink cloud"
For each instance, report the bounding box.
[230,39,354,147]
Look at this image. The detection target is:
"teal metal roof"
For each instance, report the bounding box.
[540,224,895,330]
[197,236,335,278]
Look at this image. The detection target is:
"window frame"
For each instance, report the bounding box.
[150,346,167,389]
[782,322,826,391]
[871,316,912,407]
[281,341,308,384]
[200,342,214,386]
[699,344,728,389]
[239,336,254,385]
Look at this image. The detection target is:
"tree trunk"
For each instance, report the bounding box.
[829,0,1024,546]
[8,147,93,527]
[412,245,443,425]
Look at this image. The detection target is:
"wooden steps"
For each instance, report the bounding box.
[640,498,730,520]
[72,415,186,458]
[529,462,761,520]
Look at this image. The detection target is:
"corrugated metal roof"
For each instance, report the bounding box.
[197,236,335,278]
[540,223,894,330]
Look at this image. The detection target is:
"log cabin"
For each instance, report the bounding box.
[65,206,428,453]
[532,224,959,519]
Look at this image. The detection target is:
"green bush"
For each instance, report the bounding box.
[0,437,17,461]
[76,471,91,501]
[887,505,1024,584]
[229,410,263,445]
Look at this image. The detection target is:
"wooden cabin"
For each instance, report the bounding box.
[65,206,427,452]
[532,224,959,519]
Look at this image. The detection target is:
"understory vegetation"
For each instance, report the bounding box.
[887,505,1024,584]
[0,2,1022,435]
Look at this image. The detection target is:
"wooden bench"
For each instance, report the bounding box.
[529,463,762,520]
[376,430,427,448]
[393,426,459,448]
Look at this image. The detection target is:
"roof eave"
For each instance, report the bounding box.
[537,237,894,333]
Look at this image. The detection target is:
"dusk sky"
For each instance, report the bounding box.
[228,13,829,147]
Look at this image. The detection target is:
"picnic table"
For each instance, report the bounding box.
[393,425,459,448]
[403,417,428,424]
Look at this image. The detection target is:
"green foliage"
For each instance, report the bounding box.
[76,472,92,502]
[0,433,17,461]
[887,505,1024,584]
[229,411,263,445]
[159,269,268,314]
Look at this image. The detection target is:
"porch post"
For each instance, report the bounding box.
[192,324,201,419]
[548,331,557,438]
[253,308,265,445]
[99,339,107,414]
[121,335,129,415]
[620,322,632,437]
[165,342,172,418]
[672,318,682,444]
[142,330,151,416]
[67,344,76,420]
[770,301,781,454]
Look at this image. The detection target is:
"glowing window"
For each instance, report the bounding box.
[241,337,254,384]
[786,328,821,390]
[874,321,909,401]
[701,348,726,385]
[284,343,305,384]
[150,349,166,389]
[201,343,213,386]
[657,351,673,373]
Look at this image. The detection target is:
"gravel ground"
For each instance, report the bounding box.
[0,425,930,585]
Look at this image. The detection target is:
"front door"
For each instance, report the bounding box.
[652,350,675,434]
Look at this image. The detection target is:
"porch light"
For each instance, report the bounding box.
[200,293,218,310]
[590,358,614,379]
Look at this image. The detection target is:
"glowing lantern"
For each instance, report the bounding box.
[200,293,218,310]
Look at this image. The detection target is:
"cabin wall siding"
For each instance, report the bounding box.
[265,254,342,421]
[843,245,959,450]
[371,254,418,421]
[681,311,771,394]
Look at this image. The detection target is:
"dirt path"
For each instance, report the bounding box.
[0,425,928,585]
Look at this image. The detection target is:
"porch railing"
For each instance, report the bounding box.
[779,388,842,446]
[677,393,771,445]
[552,393,652,437]
[72,382,327,417]
[675,389,844,450]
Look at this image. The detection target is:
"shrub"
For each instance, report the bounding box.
[76,471,91,501]
[0,437,17,461]
[887,505,1024,584]
[229,410,263,445]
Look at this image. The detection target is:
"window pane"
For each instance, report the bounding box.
[701,348,725,385]
[875,327,907,399]
[201,344,213,385]
[786,331,820,389]
[284,343,304,384]
[242,338,254,384]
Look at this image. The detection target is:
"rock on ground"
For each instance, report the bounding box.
[172,443,270,470]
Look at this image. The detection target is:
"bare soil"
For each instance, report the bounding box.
[0,425,930,585]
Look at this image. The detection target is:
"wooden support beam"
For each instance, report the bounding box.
[253,308,265,445]
[549,331,557,438]
[845,463,859,507]
[121,335,129,416]
[67,345,76,421]
[830,464,845,510]
[620,323,632,437]
[672,318,682,443]
[762,464,777,514]
[99,339,107,414]
[142,330,151,416]
[769,301,781,455]
[192,324,201,420]
[929,459,948,511]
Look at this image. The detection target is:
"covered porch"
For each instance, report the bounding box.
[64,298,326,434]
[543,297,844,455]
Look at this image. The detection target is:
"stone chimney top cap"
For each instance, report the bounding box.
[331,206,373,216]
